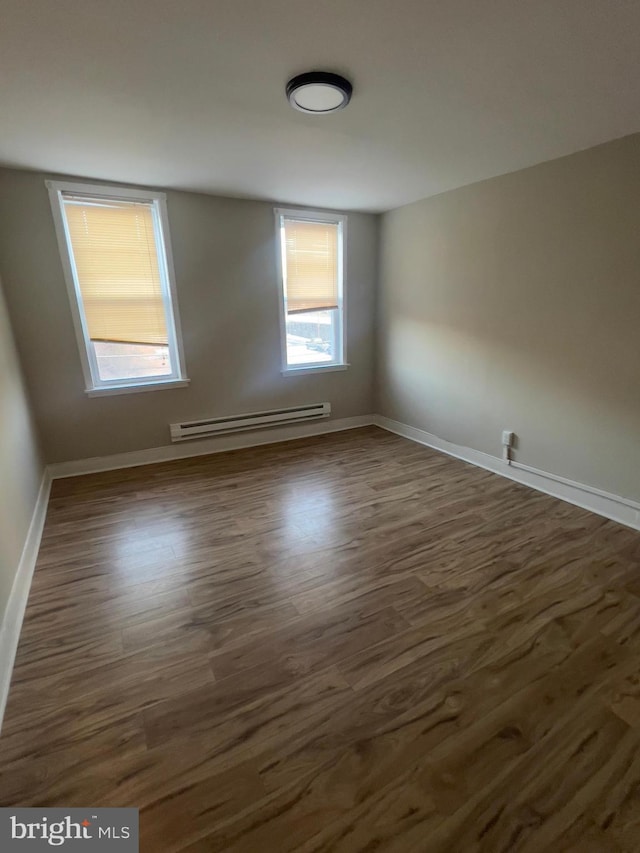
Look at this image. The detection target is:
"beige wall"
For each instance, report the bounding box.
[0,169,378,463]
[377,134,640,502]
[0,275,43,620]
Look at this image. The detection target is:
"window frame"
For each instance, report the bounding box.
[274,207,348,375]
[47,179,188,396]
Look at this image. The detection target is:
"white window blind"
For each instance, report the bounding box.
[62,196,169,346]
[283,219,339,314]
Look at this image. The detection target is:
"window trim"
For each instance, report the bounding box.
[46,179,188,395]
[274,207,348,374]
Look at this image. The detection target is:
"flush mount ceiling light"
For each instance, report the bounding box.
[286,71,353,114]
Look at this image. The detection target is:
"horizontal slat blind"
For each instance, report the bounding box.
[63,196,169,346]
[283,219,339,314]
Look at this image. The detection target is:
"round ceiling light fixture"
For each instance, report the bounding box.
[286,71,353,114]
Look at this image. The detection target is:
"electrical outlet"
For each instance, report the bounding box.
[502,430,515,448]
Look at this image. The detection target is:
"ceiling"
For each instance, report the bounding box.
[1,0,639,212]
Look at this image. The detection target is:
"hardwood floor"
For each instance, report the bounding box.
[1,426,640,851]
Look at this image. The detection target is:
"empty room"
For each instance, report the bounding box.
[1,1,639,850]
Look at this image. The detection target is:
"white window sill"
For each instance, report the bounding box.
[281,364,349,377]
[85,378,190,397]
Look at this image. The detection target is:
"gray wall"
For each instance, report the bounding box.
[377,134,640,502]
[0,275,43,621]
[2,136,638,503]
[0,169,378,463]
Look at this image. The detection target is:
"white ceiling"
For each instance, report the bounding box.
[1,0,639,212]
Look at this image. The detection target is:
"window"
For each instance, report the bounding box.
[47,181,187,395]
[275,208,346,373]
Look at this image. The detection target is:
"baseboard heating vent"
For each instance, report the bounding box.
[170,402,331,442]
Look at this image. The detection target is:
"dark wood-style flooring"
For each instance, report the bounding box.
[1,427,640,851]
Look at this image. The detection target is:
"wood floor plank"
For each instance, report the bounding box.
[210,602,410,683]
[208,635,626,853]
[1,426,639,852]
[139,760,265,853]
[142,665,352,757]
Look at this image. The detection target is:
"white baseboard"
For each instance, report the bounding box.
[48,415,375,479]
[0,468,52,730]
[374,415,640,532]
[47,413,640,532]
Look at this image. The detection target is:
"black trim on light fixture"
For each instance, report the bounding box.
[286,71,353,114]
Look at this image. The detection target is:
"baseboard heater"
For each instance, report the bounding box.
[170,402,331,442]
